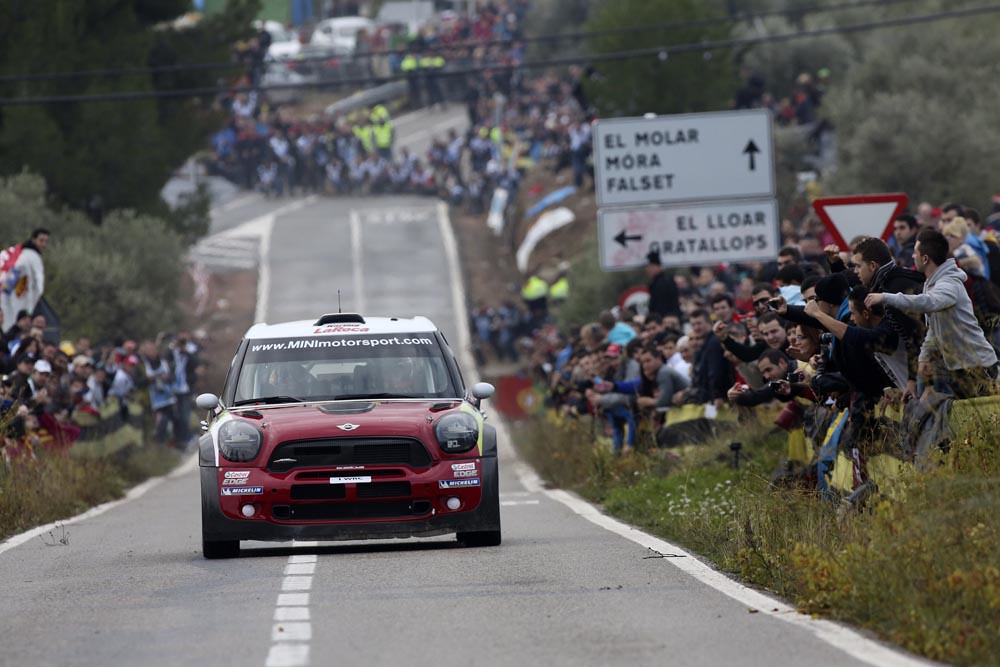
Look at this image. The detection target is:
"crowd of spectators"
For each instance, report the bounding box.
[734,66,830,127]
[518,199,1000,498]
[1,322,204,464]
[0,227,204,466]
[207,1,595,215]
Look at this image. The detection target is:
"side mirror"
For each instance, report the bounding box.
[195,393,220,411]
[471,382,495,401]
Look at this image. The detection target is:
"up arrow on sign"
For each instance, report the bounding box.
[812,193,910,250]
[743,139,760,171]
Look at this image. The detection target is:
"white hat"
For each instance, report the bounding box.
[34,359,52,374]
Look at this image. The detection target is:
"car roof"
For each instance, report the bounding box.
[315,16,375,27]
[244,314,438,340]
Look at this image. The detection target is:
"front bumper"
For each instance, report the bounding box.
[201,456,500,542]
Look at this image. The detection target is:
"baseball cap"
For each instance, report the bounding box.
[34,359,52,374]
[605,343,622,357]
[72,355,94,368]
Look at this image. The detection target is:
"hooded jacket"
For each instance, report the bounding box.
[871,260,925,378]
[882,258,998,371]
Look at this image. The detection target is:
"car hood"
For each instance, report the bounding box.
[230,400,464,450]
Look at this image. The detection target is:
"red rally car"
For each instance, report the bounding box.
[195,313,501,559]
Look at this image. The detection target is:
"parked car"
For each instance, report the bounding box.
[309,16,376,55]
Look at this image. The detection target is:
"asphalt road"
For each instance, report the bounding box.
[0,109,926,667]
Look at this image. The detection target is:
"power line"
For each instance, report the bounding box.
[0,0,917,84]
[0,2,996,106]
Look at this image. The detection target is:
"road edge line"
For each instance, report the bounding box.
[434,201,932,667]
[0,453,199,557]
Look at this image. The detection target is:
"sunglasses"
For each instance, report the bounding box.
[753,297,771,307]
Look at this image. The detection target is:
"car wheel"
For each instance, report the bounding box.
[457,529,502,547]
[203,536,240,559]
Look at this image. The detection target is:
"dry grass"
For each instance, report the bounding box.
[0,444,179,542]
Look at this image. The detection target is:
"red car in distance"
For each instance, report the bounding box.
[195,313,500,558]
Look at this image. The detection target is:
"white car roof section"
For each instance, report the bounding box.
[245,315,437,340]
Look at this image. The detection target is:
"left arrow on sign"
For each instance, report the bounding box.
[614,230,643,248]
[743,139,760,171]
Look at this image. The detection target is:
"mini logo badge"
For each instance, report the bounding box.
[337,423,360,431]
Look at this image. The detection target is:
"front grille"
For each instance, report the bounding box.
[356,481,411,498]
[271,500,431,521]
[295,468,405,480]
[290,484,347,501]
[268,437,432,472]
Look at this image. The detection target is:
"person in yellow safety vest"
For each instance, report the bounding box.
[420,53,446,107]
[370,105,394,160]
[371,104,390,123]
[489,126,503,145]
[521,274,549,326]
[400,53,421,109]
[352,119,374,156]
[550,274,569,302]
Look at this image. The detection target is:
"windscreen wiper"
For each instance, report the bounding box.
[333,392,418,400]
[233,395,304,406]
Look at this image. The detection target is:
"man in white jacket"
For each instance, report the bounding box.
[0,228,49,329]
[867,228,997,398]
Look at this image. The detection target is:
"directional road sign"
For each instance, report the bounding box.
[593,109,775,208]
[812,193,909,250]
[598,198,780,271]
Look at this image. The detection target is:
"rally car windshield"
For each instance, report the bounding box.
[232,333,458,404]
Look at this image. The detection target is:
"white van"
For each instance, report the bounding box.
[309,16,376,55]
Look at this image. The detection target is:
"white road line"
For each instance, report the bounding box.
[436,202,474,367]
[254,196,318,323]
[349,209,367,314]
[500,500,540,506]
[265,644,309,667]
[267,542,315,667]
[284,563,316,575]
[0,453,198,556]
[277,593,310,606]
[272,623,312,642]
[275,607,310,622]
[281,576,313,591]
[434,202,929,667]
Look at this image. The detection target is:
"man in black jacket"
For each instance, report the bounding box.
[831,237,924,398]
[645,250,680,318]
[779,273,894,401]
[681,309,732,407]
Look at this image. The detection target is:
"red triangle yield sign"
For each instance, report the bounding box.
[812,193,909,251]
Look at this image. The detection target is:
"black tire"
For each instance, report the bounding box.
[203,536,240,559]
[457,529,502,547]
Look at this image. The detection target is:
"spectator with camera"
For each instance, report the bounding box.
[727,348,813,407]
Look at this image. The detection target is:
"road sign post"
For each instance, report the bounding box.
[812,193,909,250]
[593,109,775,208]
[598,198,780,271]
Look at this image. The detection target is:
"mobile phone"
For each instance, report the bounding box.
[767,298,782,310]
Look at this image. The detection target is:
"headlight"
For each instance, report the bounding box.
[218,420,263,462]
[434,413,479,454]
